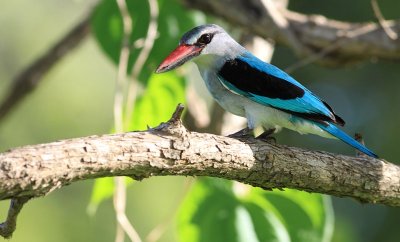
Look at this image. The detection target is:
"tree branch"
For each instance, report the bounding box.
[0,105,399,207]
[2,0,398,123]
[371,0,398,40]
[0,10,91,122]
[0,197,30,238]
[182,0,400,65]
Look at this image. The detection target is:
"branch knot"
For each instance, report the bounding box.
[153,103,188,138]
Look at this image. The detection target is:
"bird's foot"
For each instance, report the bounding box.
[228,127,254,138]
[256,128,276,143]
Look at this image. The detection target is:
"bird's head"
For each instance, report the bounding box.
[155,24,241,73]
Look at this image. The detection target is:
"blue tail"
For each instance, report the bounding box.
[316,122,378,158]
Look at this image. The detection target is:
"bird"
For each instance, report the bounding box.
[155,24,378,158]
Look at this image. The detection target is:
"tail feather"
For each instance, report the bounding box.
[316,122,378,158]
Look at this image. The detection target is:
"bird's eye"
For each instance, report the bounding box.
[197,33,212,45]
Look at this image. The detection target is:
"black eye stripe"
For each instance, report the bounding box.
[196,33,213,46]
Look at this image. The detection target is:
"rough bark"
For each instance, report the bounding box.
[0,197,30,239]
[182,0,400,65]
[0,106,399,207]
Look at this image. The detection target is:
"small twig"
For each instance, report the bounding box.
[260,0,308,56]
[371,0,398,40]
[0,10,92,122]
[153,104,187,138]
[114,0,132,133]
[183,0,400,65]
[284,41,341,73]
[114,0,140,242]
[0,197,31,239]
[113,178,142,242]
[285,24,378,73]
[354,133,366,158]
[171,103,185,122]
[130,0,159,78]
[125,0,159,125]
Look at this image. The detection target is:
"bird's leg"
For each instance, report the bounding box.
[228,127,254,138]
[256,128,276,143]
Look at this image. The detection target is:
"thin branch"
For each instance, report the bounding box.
[114,223,124,242]
[284,41,341,73]
[371,0,398,40]
[0,197,31,238]
[182,0,400,65]
[114,0,139,241]
[125,0,159,124]
[0,105,398,208]
[259,0,307,56]
[285,22,381,73]
[2,0,400,125]
[0,11,91,122]
[114,177,142,242]
[115,0,132,133]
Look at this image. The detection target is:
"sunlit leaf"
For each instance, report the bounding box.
[178,179,239,242]
[87,177,114,216]
[242,202,290,242]
[89,0,194,213]
[246,188,334,242]
[87,177,134,216]
[178,178,334,242]
[91,0,201,85]
[126,71,186,130]
[88,59,185,214]
[91,0,149,67]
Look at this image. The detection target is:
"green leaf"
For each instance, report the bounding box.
[87,177,115,216]
[87,72,186,214]
[91,0,149,67]
[241,202,290,242]
[126,71,186,130]
[91,0,202,85]
[178,179,239,242]
[246,188,334,242]
[87,177,134,216]
[89,0,195,211]
[178,178,334,242]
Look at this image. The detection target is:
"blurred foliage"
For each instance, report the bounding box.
[88,0,191,217]
[88,71,186,213]
[87,177,115,216]
[90,0,335,241]
[91,0,199,85]
[127,72,186,130]
[0,0,399,242]
[178,178,333,242]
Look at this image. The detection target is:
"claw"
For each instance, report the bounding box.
[228,127,253,138]
[256,128,276,143]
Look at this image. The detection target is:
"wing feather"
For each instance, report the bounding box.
[217,53,345,126]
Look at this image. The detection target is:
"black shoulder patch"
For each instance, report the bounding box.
[218,59,305,100]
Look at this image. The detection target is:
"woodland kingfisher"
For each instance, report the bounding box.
[155,24,377,158]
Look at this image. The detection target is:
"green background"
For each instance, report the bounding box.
[0,0,399,241]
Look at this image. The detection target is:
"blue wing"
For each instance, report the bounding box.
[216,52,378,158]
[217,52,344,125]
